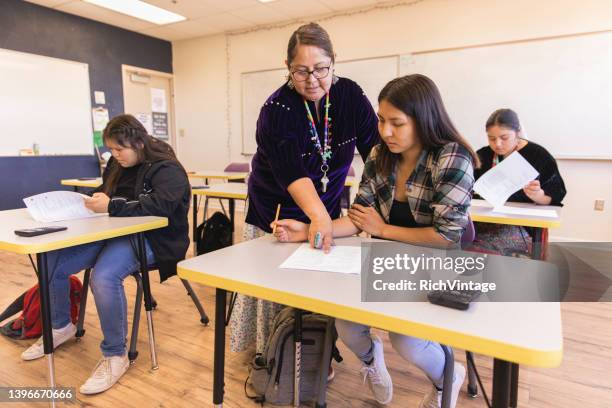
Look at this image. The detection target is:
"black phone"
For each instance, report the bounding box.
[191,186,210,190]
[15,226,68,237]
[78,177,98,180]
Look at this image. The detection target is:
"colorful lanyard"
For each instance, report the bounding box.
[303,93,332,192]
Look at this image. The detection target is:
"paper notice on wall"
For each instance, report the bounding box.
[92,108,109,132]
[152,112,168,139]
[151,88,167,113]
[135,113,153,135]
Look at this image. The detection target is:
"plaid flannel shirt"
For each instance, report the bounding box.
[354,142,474,243]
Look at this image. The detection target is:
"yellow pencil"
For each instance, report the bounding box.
[272,204,281,234]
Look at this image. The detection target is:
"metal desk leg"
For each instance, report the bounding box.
[37,253,56,408]
[229,198,235,238]
[137,233,158,370]
[192,194,199,256]
[510,363,519,407]
[214,289,227,407]
[492,358,512,408]
[532,227,544,260]
[440,345,455,408]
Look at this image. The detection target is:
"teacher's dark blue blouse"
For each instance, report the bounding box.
[246,77,379,231]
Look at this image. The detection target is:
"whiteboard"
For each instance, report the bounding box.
[399,32,612,159]
[241,56,398,154]
[0,48,94,156]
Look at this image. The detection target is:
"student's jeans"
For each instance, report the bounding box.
[336,319,445,388]
[46,236,155,357]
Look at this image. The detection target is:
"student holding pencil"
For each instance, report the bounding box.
[273,74,477,408]
[473,108,566,254]
[230,22,379,355]
[20,115,190,395]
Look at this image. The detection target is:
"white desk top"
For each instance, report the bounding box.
[191,183,248,199]
[178,236,563,367]
[0,209,167,254]
[187,170,248,180]
[469,199,561,229]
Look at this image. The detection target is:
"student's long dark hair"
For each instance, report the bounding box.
[375,74,480,177]
[102,114,183,196]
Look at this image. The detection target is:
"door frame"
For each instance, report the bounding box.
[121,64,179,155]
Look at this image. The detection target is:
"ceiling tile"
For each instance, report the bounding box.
[317,0,379,12]
[193,12,253,32]
[265,0,333,20]
[56,1,155,31]
[144,0,223,20]
[228,4,290,26]
[24,0,77,7]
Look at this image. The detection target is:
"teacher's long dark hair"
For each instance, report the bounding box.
[375,74,480,176]
[102,114,183,196]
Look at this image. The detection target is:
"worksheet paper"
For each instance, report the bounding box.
[473,152,539,208]
[279,244,362,275]
[23,191,106,223]
[490,205,558,219]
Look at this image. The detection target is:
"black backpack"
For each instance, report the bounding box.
[196,211,233,255]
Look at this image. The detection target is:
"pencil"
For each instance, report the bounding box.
[272,204,281,234]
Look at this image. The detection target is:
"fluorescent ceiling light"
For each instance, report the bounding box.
[83,0,186,25]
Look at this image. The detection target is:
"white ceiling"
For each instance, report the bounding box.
[25,0,386,42]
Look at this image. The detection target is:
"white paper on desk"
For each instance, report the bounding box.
[23,191,106,223]
[491,205,558,219]
[280,244,362,275]
[473,152,539,208]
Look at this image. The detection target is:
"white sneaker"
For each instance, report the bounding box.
[359,335,393,405]
[79,354,129,395]
[21,323,76,361]
[419,362,466,408]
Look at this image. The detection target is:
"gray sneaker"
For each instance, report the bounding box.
[419,362,466,408]
[359,335,393,405]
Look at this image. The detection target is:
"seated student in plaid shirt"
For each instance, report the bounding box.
[273,74,479,408]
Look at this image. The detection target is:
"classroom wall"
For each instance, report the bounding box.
[172,0,612,241]
[0,0,172,210]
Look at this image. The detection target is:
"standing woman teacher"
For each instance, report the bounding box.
[230,22,379,353]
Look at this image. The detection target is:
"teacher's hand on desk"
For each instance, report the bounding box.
[308,214,334,253]
[84,192,111,213]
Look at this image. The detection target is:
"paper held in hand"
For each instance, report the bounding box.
[473,152,539,208]
[23,191,107,223]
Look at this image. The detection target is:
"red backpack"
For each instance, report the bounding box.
[0,276,82,339]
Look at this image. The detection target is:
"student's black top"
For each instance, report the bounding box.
[94,157,191,282]
[474,142,567,206]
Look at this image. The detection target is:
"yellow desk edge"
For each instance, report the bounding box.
[191,190,247,199]
[178,266,563,368]
[470,213,561,229]
[60,179,102,188]
[0,219,168,255]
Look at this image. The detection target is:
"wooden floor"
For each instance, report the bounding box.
[0,209,611,407]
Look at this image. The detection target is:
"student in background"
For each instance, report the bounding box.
[273,74,477,408]
[20,115,190,395]
[231,22,379,355]
[474,108,566,253]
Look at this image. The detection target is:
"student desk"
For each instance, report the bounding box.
[469,199,562,260]
[0,209,167,407]
[187,170,249,184]
[60,178,102,191]
[178,236,563,408]
[191,183,248,253]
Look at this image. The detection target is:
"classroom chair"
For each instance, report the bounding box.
[75,265,210,369]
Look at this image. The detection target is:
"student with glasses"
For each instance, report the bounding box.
[230,22,379,358]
